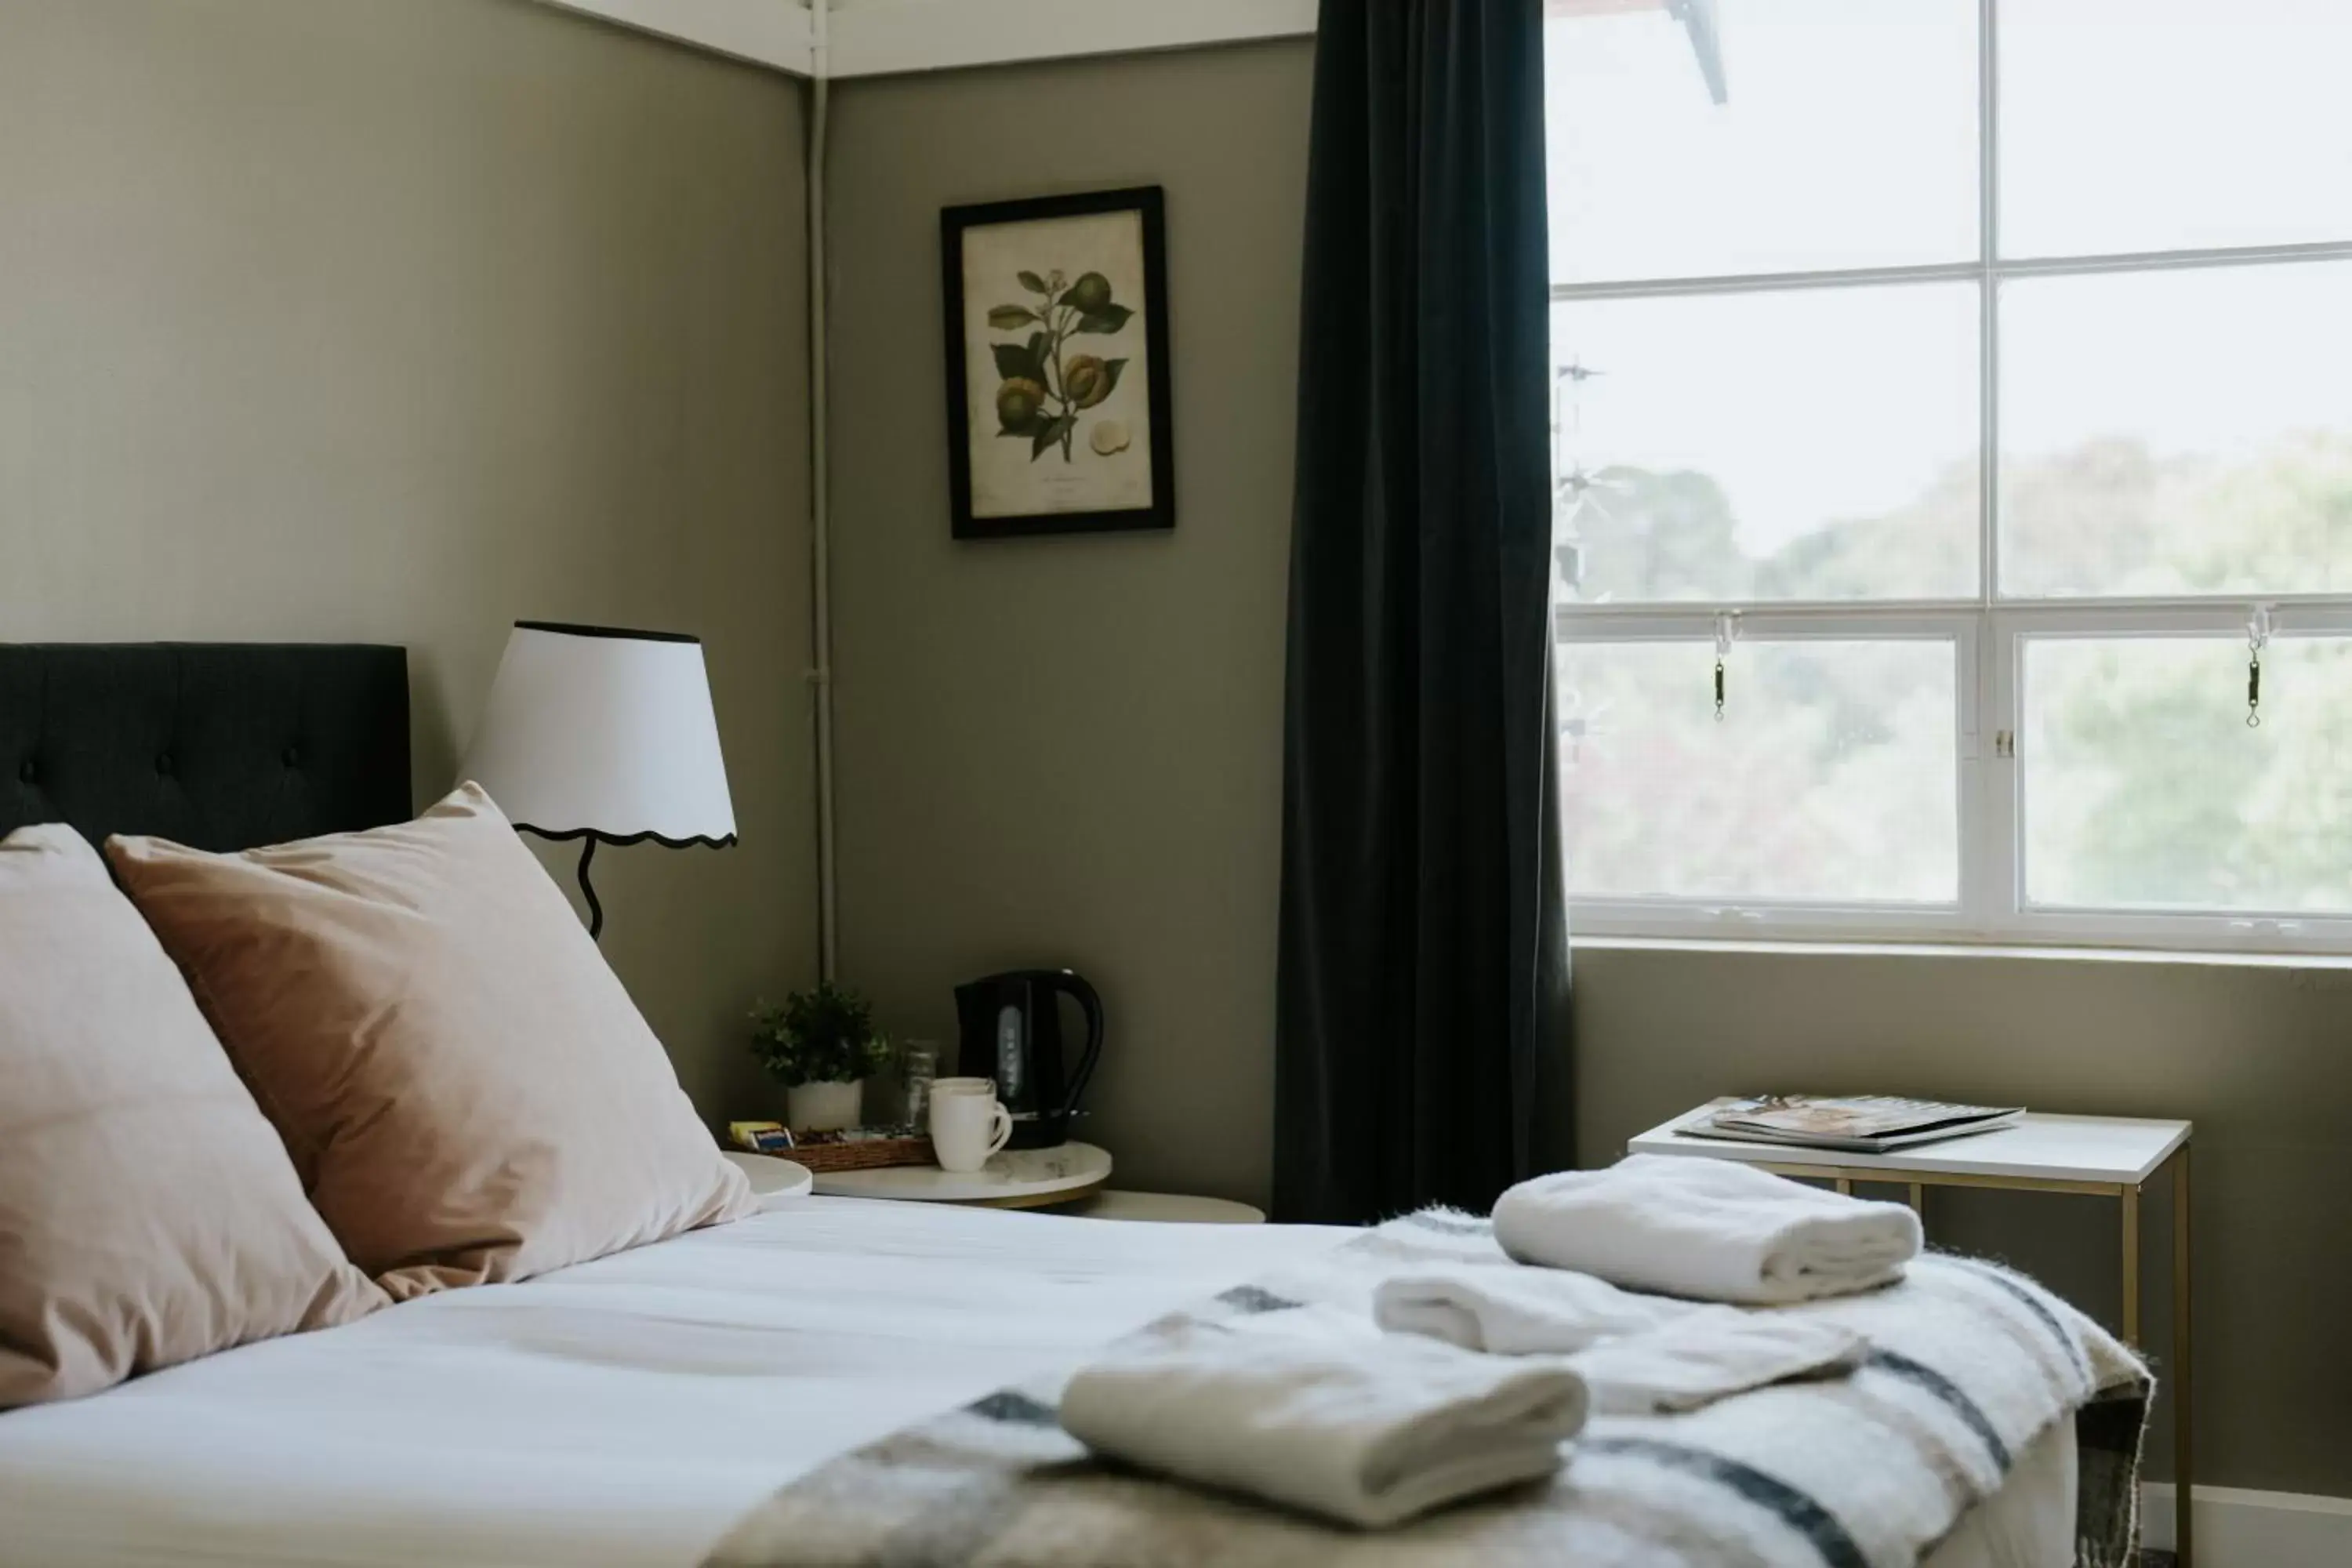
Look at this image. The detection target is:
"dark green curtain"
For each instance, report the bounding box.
[1274,0,1570,1222]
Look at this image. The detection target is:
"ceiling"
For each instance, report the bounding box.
[536,0,1317,79]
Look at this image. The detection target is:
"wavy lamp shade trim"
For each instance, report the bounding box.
[460,622,736,939]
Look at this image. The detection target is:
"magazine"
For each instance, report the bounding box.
[1682,1094,2025,1153]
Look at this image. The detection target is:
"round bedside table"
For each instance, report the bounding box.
[1047,1190,1266,1223]
[809,1141,1113,1208]
[723,1151,815,1207]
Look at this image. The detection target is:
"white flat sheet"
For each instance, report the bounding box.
[0,1198,2078,1568]
[0,1200,1345,1568]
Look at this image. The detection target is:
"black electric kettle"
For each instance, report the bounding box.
[953,969,1103,1150]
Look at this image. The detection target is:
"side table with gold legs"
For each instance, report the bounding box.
[1630,1105,2194,1567]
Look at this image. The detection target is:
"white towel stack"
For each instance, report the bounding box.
[1370,1264,1865,1414]
[1058,1317,1588,1529]
[1493,1154,1923,1305]
[1057,1157,1915,1530]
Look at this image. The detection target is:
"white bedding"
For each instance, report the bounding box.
[0,1198,2076,1568]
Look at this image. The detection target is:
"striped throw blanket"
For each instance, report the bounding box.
[706,1210,2150,1568]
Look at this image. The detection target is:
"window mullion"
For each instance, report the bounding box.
[1555,609,1973,641]
[1973,0,2003,933]
[1977,0,2000,609]
[1978,613,2021,937]
[1955,612,1991,934]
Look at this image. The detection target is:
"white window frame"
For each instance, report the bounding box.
[1553,0,2352,956]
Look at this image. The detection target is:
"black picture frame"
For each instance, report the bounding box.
[941,186,1176,539]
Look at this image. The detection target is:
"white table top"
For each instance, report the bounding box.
[811,1141,1112,1203]
[1051,1190,1266,1224]
[1629,1101,2192,1185]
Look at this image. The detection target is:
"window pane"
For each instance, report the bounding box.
[1998,263,2352,599]
[2002,0,2352,258]
[1545,0,1977,283]
[1555,287,1979,604]
[2023,637,2352,914]
[1560,639,1959,902]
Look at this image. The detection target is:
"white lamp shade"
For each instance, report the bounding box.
[460,621,736,847]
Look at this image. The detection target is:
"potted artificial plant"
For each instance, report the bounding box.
[751,983,891,1132]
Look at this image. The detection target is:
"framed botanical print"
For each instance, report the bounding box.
[941,186,1176,539]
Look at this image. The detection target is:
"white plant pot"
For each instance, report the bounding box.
[789,1077,863,1133]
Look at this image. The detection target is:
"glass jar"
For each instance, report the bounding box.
[900,1040,939,1131]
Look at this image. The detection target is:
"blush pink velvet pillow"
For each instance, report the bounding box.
[107,784,756,1300]
[0,826,386,1406]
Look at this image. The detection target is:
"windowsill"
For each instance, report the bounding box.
[1570,933,2352,971]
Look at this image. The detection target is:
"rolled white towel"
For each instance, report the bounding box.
[1058,1320,1587,1529]
[1494,1155,1923,1305]
[1372,1264,1866,1415]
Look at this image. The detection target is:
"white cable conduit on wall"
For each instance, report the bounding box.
[806,0,839,979]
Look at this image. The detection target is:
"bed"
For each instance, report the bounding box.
[0,643,2106,1568]
[0,1200,2076,1568]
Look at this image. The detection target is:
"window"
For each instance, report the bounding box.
[1547,0,2352,952]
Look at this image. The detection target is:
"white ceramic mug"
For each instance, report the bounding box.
[931,1088,1013,1173]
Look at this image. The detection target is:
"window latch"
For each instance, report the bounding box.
[1994,730,2016,760]
[1712,611,1740,721]
[2246,603,2274,728]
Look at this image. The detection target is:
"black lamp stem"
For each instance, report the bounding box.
[575,837,605,942]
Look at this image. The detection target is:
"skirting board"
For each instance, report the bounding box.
[2140,1483,2352,1566]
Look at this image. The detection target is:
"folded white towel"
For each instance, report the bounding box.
[1371,1265,1865,1414]
[1493,1155,1923,1305]
[1373,1264,1687,1356]
[1568,1313,1866,1415]
[1058,1319,1588,1529]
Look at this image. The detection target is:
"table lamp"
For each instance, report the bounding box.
[460,620,736,940]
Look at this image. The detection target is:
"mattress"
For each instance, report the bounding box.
[0,1198,2075,1568]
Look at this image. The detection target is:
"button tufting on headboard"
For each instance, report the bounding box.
[0,644,410,851]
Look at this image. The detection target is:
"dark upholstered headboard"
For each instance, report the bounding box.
[0,644,412,851]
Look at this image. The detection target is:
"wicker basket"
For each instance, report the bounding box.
[784,1134,935,1174]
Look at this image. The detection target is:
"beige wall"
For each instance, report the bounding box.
[827,40,2352,1495]
[0,0,816,1116]
[826,43,1315,1203]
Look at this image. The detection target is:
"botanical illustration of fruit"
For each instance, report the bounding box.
[987,267,1132,466]
[961,209,1152,520]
